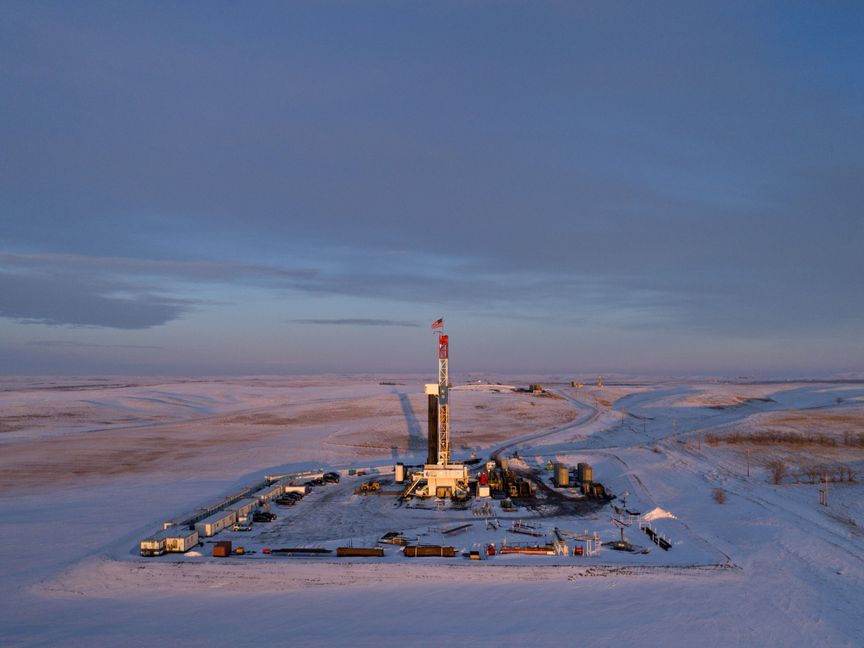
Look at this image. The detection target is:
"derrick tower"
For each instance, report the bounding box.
[403,318,468,499]
[436,333,450,465]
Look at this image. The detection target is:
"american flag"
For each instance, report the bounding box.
[431,318,444,329]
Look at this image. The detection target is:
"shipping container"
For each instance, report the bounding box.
[212,540,232,557]
[195,509,237,537]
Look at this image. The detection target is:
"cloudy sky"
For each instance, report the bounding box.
[2,2,862,376]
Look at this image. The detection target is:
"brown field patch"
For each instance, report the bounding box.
[0,424,281,493]
[0,411,88,434]
[705,404,864,485]
[0,383,580,493]
[768,410,864,428]
[219,397,397,427]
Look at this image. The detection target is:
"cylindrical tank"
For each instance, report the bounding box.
[554,463,569,487]
[479,472,488,486]
[578,462,593,483]
[394,463,405,483]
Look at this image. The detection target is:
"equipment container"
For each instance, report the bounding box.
[212,541,232,557]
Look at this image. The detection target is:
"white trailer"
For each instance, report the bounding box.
[257,483,283,502]
[195,510,237,537]
[140,530,169,557]
[164,528,199,553]
[281,483,309,495]
[229,498,257,520]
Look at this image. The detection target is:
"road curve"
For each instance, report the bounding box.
[489,388,600,462]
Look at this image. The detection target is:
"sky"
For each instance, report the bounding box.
[1,1,862,377]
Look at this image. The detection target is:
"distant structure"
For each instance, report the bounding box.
[597,375,603,388]
[403,320,468,498]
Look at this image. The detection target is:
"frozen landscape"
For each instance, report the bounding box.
[2,375,863,646]
[4,2,863,646]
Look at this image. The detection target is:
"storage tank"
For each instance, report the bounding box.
[554,463,570,487]
[578,462,593,483]
[395,462,405,483]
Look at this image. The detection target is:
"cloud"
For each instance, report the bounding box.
[24,340,164,350]
[0,250,537,311]
[0,252,317,285]
[0,271,191,329]
[291,318,420,327]
[0,251,323,329]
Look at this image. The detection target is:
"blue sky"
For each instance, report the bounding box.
[1,1,862,376]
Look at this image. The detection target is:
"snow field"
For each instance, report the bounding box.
[1,377,863,646]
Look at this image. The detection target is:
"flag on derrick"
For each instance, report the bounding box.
[431,318,444,329]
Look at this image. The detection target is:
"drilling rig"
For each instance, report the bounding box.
[428,332,450,465]
[402,320,469,499]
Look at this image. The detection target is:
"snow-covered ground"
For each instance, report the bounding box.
[1,377,863,646]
